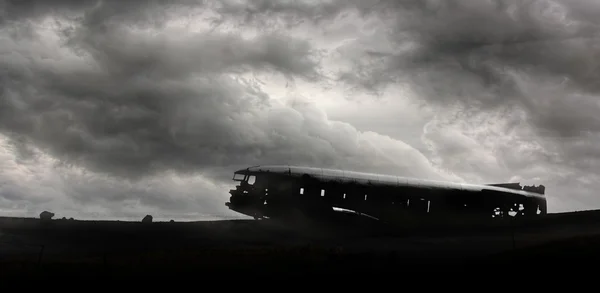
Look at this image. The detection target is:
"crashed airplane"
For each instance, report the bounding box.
[226,165,547,224]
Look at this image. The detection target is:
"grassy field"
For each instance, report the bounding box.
[2,211,600,278]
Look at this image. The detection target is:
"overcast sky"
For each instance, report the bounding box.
[1,0,599,221]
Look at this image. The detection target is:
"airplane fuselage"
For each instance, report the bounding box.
[226,165,547,224]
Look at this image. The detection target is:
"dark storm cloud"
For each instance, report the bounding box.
[0,0,324,181]
[1,0,202,23]
[335,0,600,137]
[0,0,448,188]
[214,0,353,26]
[200,0,600,138]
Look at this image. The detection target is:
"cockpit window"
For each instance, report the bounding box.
[247,175,256,185]
[233,173,245,181]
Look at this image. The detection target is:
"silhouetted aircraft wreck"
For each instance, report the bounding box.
[226,165,547,225]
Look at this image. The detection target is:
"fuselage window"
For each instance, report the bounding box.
[300,188,304,195]
[343,193,346,199]
[321,189,325,197]
[364,194,367,201]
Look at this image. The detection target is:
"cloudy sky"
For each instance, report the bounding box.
[1,0,599,221]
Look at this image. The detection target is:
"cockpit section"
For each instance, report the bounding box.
[232,172,255,184]
[226,171,267,219]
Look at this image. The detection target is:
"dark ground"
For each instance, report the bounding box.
[2,210,600,279]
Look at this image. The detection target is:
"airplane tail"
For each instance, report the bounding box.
[486,182,545,195]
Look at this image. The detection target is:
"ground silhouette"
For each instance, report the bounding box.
[2,210,600,278]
